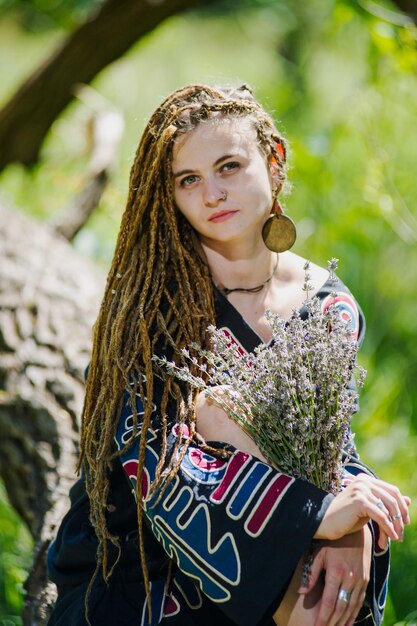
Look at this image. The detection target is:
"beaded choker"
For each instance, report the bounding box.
[221,255,279,296]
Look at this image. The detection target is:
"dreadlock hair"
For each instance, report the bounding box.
[78,82,288,621]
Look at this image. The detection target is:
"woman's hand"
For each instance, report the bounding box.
[298,526,372,626]
[315,474,411,544]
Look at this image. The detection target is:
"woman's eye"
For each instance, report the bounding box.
[180,175,199,187]
[221,161,240,173]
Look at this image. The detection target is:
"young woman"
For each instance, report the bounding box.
[47,83,410,626]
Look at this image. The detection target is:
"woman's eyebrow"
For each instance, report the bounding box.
[173,168,194,178]
[173,154,237,178]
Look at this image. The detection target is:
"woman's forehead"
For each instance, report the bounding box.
[172,117,259,165]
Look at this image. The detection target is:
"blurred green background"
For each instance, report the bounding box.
[0,0,416,624]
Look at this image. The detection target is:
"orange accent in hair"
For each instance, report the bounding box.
[276,142,285,160]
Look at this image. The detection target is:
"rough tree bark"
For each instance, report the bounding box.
[0,0,217,172]
[0,202,105,624]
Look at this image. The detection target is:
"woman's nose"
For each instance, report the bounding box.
[202,179,226,207]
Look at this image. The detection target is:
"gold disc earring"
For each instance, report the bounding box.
[262,198,297,253]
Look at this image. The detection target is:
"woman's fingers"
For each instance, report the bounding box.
[357,474,410,525]
[371,484,409,530]
[340,585,367,626]
[367,494,400,541]
[347,476,409,542]
[377,527,389,551]
[316,474,410,543]
[313,571,340,626]
[374,494,404,541]
[314,573,353,626]
[318,581,367,626]
[358,478,411,541]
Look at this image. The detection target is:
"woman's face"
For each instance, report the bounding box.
[172,117,274,250]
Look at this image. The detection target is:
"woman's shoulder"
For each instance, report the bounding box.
[279,251,329,298]
[282,251,366,344]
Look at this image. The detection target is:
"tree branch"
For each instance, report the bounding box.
[389,0,417,24]
[52,96,124,241]
[359,0,417,25]
[0,0,217,171]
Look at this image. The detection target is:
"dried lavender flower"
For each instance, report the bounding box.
[327,257,339,288]
[154,267,365,495]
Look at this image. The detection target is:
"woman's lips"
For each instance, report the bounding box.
[209,210,238,223]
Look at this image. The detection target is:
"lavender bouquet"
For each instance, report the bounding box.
[155,260,365,495]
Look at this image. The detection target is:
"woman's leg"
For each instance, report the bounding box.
[273,556,323,626]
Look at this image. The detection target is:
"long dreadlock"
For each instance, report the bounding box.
[78,82,288,620]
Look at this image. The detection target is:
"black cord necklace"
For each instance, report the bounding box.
[221,254,279,296]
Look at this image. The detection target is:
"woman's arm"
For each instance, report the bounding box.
[115,378,333,626]
[195,388,270,463]
[194,390,410,626]
[195,390,410,544]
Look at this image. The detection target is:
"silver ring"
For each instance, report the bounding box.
[376,499,384,510]
[338,588,351,603]
[221,191,227,201]
[393,513,402,520]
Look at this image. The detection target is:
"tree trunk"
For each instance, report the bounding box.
[0,202,105,623]
[0,0,217,171]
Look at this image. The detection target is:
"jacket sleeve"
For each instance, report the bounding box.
[115,376,334,626]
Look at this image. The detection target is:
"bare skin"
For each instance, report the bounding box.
[173,117,411,625]
[300,529,372,626]
[273,553,323,626]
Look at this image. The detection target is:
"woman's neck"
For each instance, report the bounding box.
[200,240,277,293]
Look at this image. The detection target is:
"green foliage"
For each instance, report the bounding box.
[0,0,103,30]
[0,0,416,622]
[0,482,33,622]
